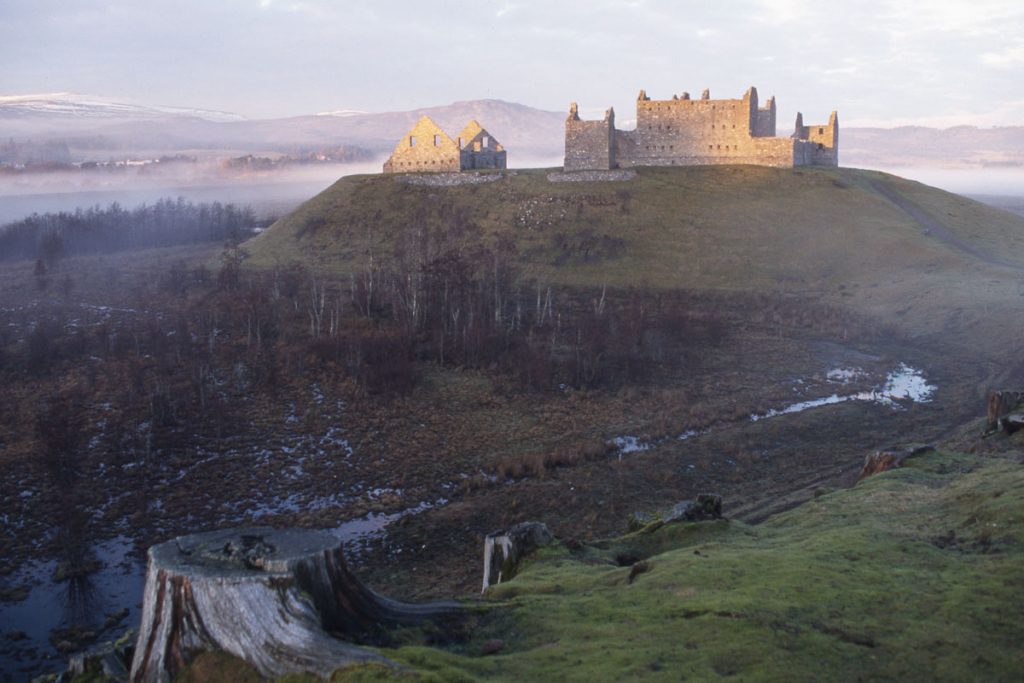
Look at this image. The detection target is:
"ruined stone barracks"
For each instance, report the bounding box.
[564,87,837,171]
[383,116,507,173]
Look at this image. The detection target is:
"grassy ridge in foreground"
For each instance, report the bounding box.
[181,440,1024,682]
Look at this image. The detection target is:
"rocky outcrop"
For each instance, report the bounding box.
[857,445,934,480]
[625,494,725,537]
[663,494,723,523]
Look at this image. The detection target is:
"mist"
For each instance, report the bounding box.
[0,161,383,226]
[866,165,1024,197]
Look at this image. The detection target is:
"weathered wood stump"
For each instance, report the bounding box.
[481,522,553,593]
[987,390,1024,434]
[130,527,462,683]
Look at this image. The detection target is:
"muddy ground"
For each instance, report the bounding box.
[0,245,991,678]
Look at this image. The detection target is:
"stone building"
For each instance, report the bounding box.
[564,87,838,171]
[456,120,507,170]
[383,116,506,173]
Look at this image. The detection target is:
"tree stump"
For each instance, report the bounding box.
[130,527,462,682]
[987,390,1024,431]
[481,522,553,593]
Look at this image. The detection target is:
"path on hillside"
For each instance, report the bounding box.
[871,180,1024,272]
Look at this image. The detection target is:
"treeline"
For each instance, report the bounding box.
[0,198,258,263]
[217,214,730,394]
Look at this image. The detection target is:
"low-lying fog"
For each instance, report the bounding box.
[0,162,380,224]
[1,161,1020,227]
[870,165,1024,196]
[0,157,565,226]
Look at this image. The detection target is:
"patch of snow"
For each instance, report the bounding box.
[0,92,245,122]
[751,364,935,420]
[612,435,650,459]
[826,367,867,383]
[315,109,368,117]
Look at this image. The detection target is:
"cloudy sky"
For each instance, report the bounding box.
[2,0,1023,127]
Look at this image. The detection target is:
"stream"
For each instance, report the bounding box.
[613,363,936,458]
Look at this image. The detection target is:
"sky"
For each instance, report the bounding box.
[2,0,1023,127]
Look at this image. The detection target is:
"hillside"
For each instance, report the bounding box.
[179,435,1024,682]
[245,165,1024,355]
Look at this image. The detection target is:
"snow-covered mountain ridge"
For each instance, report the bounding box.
[0,93,246,122]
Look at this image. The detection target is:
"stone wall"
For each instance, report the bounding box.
[752,95,776,138]
[562,86,839,170]
[457,120,507,170]
[383,117,508,173]
[564,104,616,171]
[383,116,461,174]
[793,111,839,166]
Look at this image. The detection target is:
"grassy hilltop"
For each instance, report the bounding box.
[245,165,1024,352]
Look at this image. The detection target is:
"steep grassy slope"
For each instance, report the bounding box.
[245,166,1024,352]
[178,438,1024,682]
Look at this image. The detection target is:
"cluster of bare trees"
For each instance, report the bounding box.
[0,198,260,262]
[204,219,731,394]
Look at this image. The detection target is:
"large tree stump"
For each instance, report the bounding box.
[987,390,1024,434]
[130,527,461,682]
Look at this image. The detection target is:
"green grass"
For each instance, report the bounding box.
[179,445,1024,682]
[243,165,1024,353]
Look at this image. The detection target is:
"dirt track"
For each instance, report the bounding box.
[872,180,1024,272]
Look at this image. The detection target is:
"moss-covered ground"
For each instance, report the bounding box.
[177,435,1024,682]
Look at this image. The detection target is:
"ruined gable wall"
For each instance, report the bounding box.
[564,114,615,171]
[458,126,507,170]
[383,118,460,174]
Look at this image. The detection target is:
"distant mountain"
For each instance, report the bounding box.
[278,99,565,158]
[8,93,1019,169]
[0,93,246,123]
[0,96,564,161]
[842,125,1024,168]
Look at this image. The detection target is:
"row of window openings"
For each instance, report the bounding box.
[396,159,456,166]
[648,124,738,130]
[648,103,730,109]
[643,145,741,153]
[409,135,488,149]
